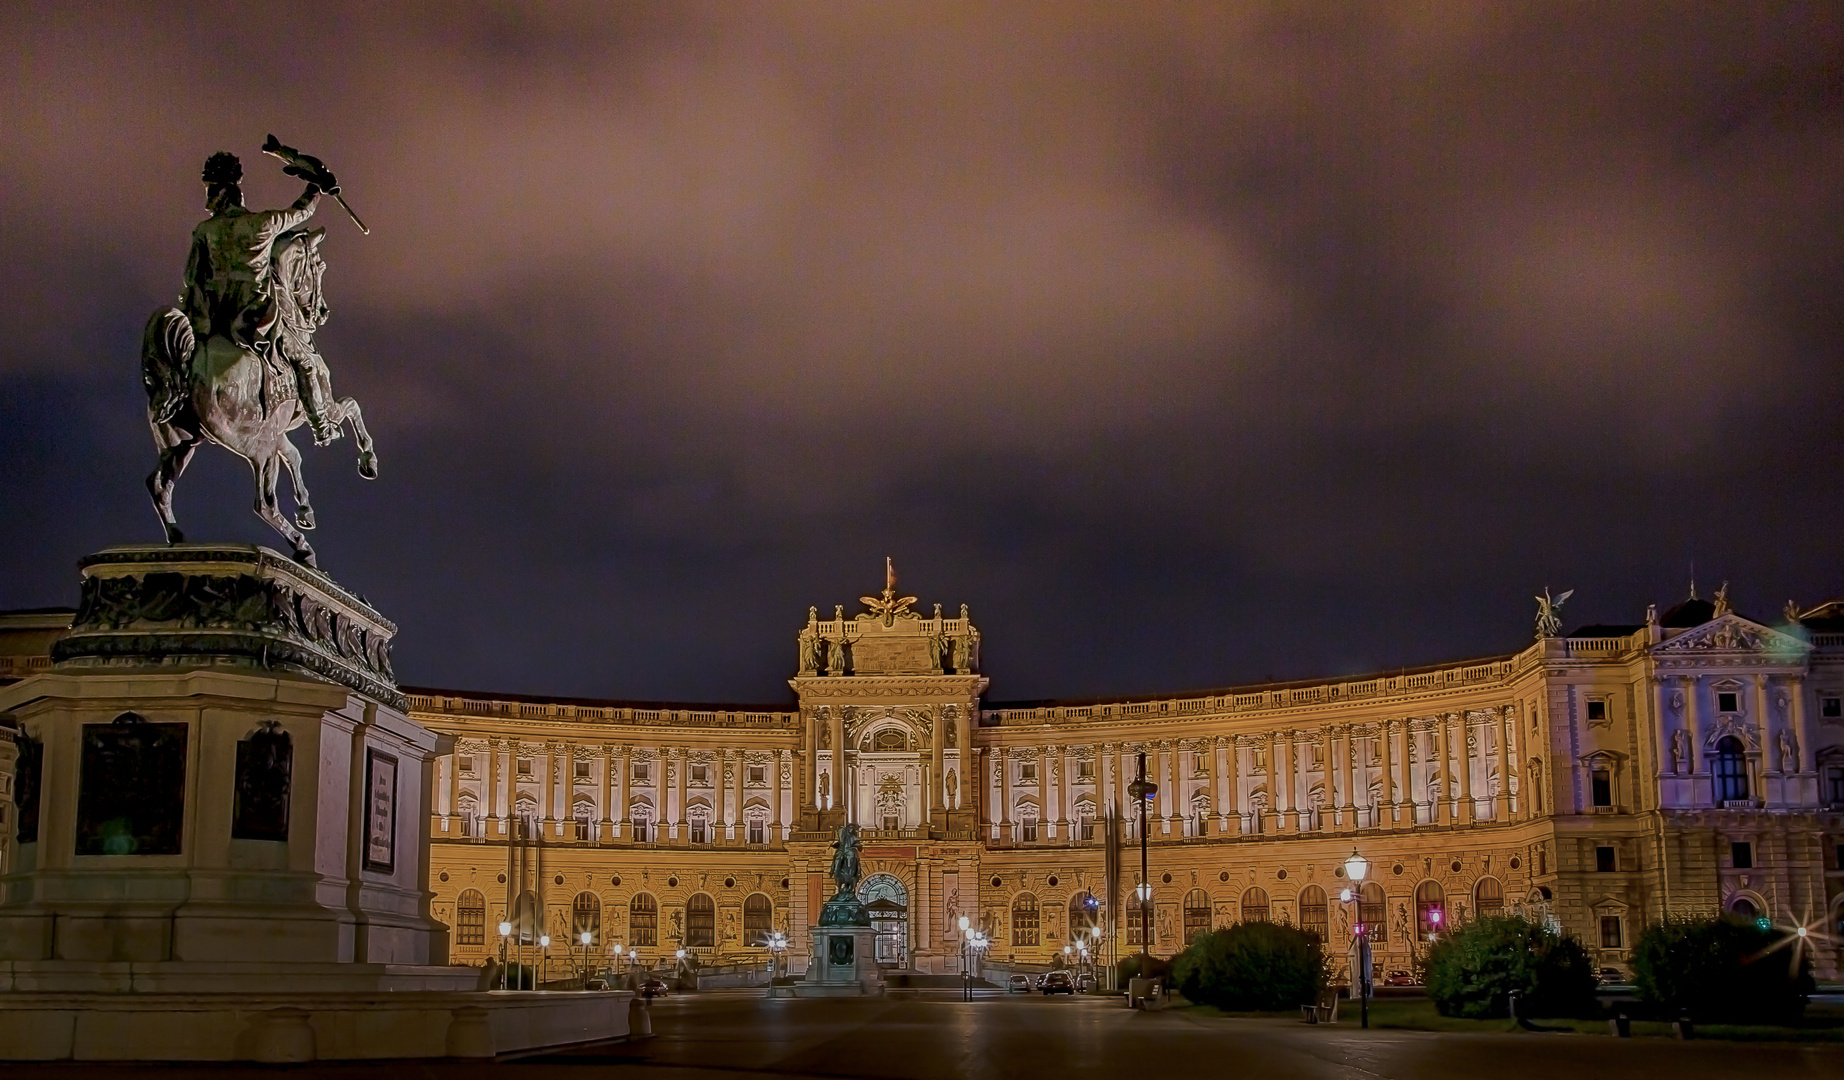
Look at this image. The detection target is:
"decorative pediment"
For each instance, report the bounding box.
[1653,615,1809,657]
[1703,715,1760,751]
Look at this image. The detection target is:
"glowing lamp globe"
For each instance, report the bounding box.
[1343,848,1369,884]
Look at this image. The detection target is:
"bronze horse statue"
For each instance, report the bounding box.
[140,227,376,567]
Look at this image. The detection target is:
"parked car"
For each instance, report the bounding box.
[639,976,670,998]
[1073,973,1096,993]
[1007,974,1033,993]
[1381,970,1419,987]
[1596,967,1627,985]
[1041,971,1075,996]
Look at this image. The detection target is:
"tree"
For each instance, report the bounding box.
[1171,922,1324,1010]
[1422,914,1596,1019]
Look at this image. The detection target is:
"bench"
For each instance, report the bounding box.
[1299,989,1340,1024]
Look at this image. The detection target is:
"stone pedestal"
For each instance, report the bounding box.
[0,545,630,1059]
[792,893,883,997]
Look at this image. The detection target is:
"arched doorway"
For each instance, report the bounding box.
[857,873,909,967]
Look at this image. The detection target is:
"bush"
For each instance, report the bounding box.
[1633,915,1814,1023]
[1115,953,1173,985]
[1171,922,1325,1011]
[1423,914,1597,1019]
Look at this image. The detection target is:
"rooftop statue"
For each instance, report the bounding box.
[141,137,377,567]
[1533,587,1573,638]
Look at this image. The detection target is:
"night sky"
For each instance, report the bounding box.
[3,3,1843,706]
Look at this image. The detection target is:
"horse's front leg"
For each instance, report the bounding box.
[251,450,315,566]
[146,419,198,544]
[331,396,378,479]
[280,435,315,531]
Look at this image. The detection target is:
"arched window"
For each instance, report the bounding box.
[1183,889,1212,943]
[513,889,539,943]
[1240,887,1270,923]
[456,889,485,946]
[629,892,658,947]
[1416,881,1445,936]
[744,894,773,946]
[1714,736,1749,803]
[1298,885,1328,940]
[1474,877,1504,915]
[686,893,716,948]
[572,891,600,944]
[1069,893,1100,939]
[1358,882,1386,942]
[1011,893,1040,947]
[1729,896,1758,919]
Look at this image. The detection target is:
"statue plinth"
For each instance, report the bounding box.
[817,893,872,928]
[51,544,403,710]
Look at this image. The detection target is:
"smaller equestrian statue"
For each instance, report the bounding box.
[829,822,863,899]
[141,137,377,567]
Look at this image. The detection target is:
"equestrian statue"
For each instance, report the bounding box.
[141,136,376,567]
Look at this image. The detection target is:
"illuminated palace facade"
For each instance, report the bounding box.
[398,574,1844,982]
[6,575,1842,981]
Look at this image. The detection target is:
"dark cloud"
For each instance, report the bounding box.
[3,2,1843,702]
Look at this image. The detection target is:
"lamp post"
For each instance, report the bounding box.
[959,915,972,1000]
[498,920,513,990]
[1338,847,1371,1029]
[766,931,788,981]
[1090,923,1103,990]
[540,934,551,989]
[580,931,593,990]
[1126,752,1157,970]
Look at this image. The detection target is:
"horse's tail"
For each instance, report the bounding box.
[141,306,194,425]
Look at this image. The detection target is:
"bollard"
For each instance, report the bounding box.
[1608,1014,1630,1038]
[1672,1017,1694,1040]
[629,995,654,1037]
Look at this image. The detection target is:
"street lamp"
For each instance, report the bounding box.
[1126,752,1158,969]
[958,916,973,1000]
[580,931,593,990]
[766,931,788,981]
[540,935,551,988]
[1339,847,1371,1029]
[498,920,513,990]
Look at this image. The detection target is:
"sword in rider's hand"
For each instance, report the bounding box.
[262,134,369,235]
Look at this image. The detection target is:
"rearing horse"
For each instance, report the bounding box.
[141,227,376,567]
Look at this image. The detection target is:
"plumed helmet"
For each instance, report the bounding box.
[201,152,243,187]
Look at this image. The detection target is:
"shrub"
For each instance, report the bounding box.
[1422,914,1597,1019]
[1633,915,1814,1023]
[1115,953,1173,985]
[1171,922,1325,1010]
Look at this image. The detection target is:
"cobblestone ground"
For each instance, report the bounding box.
[9,988,1843,1078]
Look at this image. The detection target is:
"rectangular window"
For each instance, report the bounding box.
[691,764,708,784]
[1731,841,1753,869]
[748,820,765,844]
[690,820,707,844]
[632,820,649,842]
[1827,767,1844,805]
[1021,820,1038,842]
[1126,905,1147,946]
[574,816,590,841]
[1586,699,1608,722]
[1077,760,1094,779]
[458,754,474,776]
[1080,819,1095,841]
[632,762,650,782]
[574,760,590,779]
[748,766,765,785]
[1717,692,1739,713]
[1020,761,1037,781]
[1600,916,1622,949]
[882,814,898,831]
[1591,768,1613,807]
[516,757,533,777]
[1823,696,1842,718]
[1596,846,1616,872]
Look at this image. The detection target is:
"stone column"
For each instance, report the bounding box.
[1284,731,1302,832]
[1057,745,1073,839]
[1753,675,1774,774]
[1221,738,1241,837]
[1651,676,1671,782]
[829,709,846,811]
[1494,707,1513,820]
[1376,721,1395,826]
[1790,676,1814,774]
[1682,677,1702,776]
[1433,717,1451,825]
[733,749,747,840]
[536,742,554,834]
[1159,741,1177,835]
[615,746,630,840]
[804,710,819,810]
[955,707,973,811]
[674,748,688,839]
[445,746,461,820]
[1337,725,1356,829]
[1456,714,1475,825]
[999,747,1014,841]
[930,709,946,824]
[1318,727,1336,829]
[773,749,787,838]
[598,744,614,838]
[487,738,504,830]
[1265,730,1283,832]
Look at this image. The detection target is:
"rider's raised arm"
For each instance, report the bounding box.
[261,183,322,237]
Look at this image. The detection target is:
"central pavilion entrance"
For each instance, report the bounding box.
[857,874,909,967]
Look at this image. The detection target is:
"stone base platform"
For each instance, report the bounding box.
[0,989,632,1062]
[0,960,479,994]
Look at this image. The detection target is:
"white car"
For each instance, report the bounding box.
[1007,974,1032,993]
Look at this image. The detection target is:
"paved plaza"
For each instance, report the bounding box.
[7,989,1842,1079]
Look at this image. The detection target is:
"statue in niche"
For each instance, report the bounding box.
[819,771,831,805]
[946,769,958,807]
[1778,729,1797,773]
[1670,729,1689,775]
